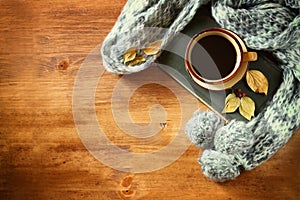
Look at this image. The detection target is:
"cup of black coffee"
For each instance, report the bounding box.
[185,28,257,90]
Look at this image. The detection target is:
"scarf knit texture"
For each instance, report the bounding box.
[101,0,300,182]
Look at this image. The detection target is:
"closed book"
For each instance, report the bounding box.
[157,5,282,121]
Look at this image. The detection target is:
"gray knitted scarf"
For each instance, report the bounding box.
[101,0,300,182]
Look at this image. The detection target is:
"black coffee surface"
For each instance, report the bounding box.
[191,35,236,80]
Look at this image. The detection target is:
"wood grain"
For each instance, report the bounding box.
[0,1,299,199]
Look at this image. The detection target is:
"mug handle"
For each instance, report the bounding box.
[243,52,257,62]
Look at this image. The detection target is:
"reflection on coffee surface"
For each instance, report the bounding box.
[191,35,237,80]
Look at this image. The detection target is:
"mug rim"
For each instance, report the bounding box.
[185,28,245,85]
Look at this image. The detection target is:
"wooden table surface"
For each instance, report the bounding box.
[1,1,299,199]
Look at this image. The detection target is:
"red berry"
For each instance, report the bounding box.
[236,88,242,93]
[238,93,243,98]
[242,93,246,97]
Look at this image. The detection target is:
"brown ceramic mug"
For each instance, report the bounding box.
[185,28,257,90]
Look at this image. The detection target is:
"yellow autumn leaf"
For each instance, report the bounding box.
[123,47,137,64]
[239,106,252,121]
[222,93,240,113]
[128,56,146,67]
[143,40,162,56]
[246,70,269,95]
[239,96,255,120]
[225,93,237,104]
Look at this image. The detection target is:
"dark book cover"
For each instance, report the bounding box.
[157,5,282,121]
